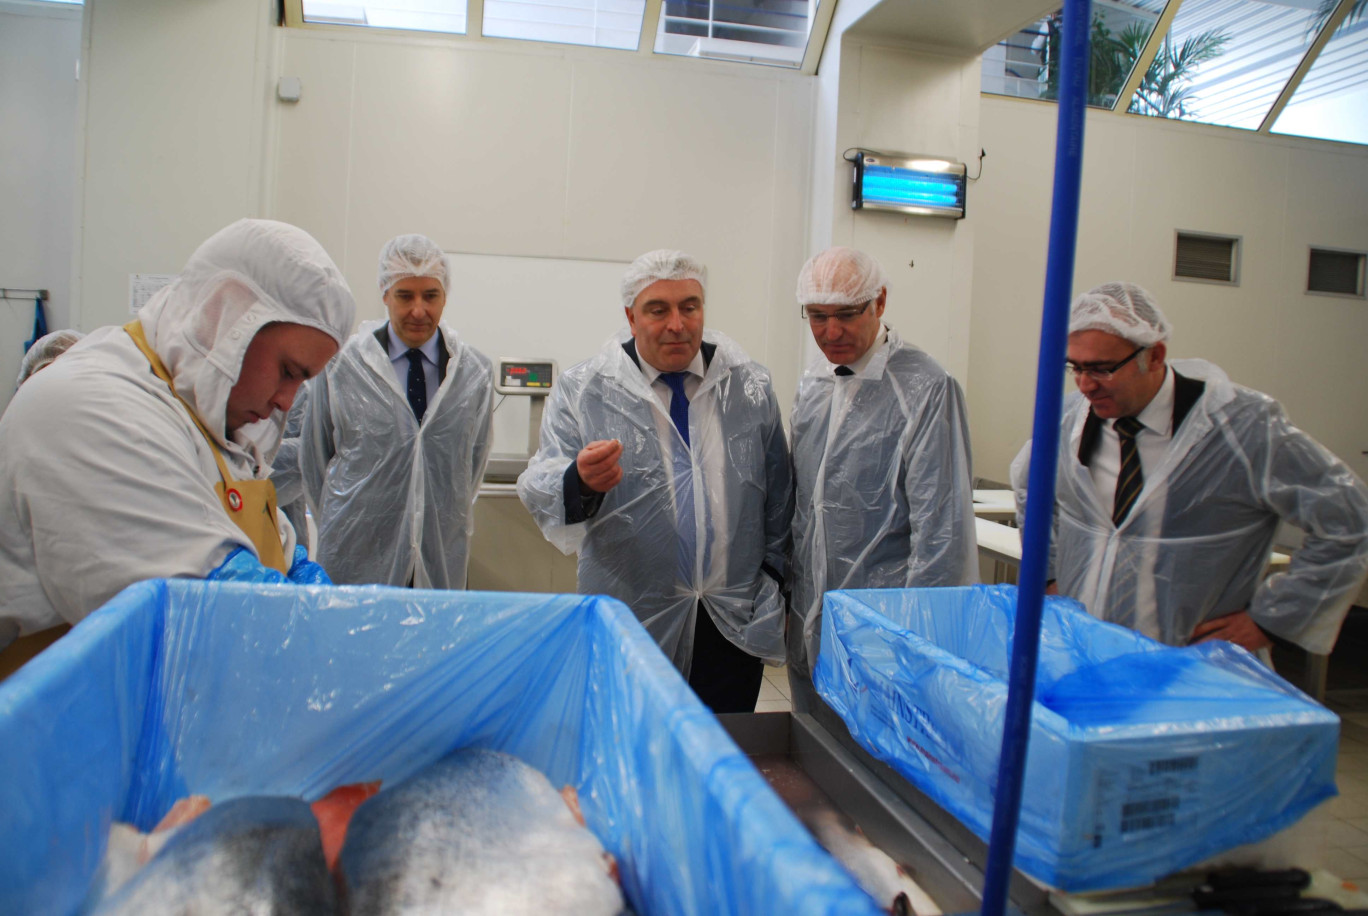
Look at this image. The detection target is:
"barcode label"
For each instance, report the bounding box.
[1122,797,1180,819]
[1148,757,1198,776]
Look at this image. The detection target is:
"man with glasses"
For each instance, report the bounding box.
[788,247,977,692]
[1012,282,1368,657]
[518,249,793,714]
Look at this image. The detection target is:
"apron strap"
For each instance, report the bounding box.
[123,321,239,488]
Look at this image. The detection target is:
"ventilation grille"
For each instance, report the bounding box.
[1175,232,1239,283]
[1308,249,1365,297]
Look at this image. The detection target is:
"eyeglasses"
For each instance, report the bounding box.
[1065,346,1147,381]
[801,301,872,325]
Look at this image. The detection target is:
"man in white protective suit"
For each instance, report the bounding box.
[1012,282,1368,656]
[788,247,978,693]
[517,249,794,714]
[297,234,493,588]
[0,219,355,674]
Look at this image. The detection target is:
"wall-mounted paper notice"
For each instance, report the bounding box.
[129,274,176,315]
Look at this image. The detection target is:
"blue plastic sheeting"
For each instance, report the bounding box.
[814,585,1340,892]
[0,580,881,916]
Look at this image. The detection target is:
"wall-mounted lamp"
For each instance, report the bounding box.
[849,149,967,220]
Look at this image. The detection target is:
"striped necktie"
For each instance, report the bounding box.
[1112,416,1145,525]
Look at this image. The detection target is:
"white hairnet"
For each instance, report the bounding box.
[796,246,887,306]
[16,330,84,387]
[378,234,448,295]
[138,218,356,465]
[620,250,707,310]
[1069,282,1172,347]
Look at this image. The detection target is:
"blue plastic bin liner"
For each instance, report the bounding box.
[814,584,1339,892]
[0,580,881,916]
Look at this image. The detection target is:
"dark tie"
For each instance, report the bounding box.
[406,348,427,423]
[834,365,854,377]
[1112,416,1145,525]
[660,371,691,446]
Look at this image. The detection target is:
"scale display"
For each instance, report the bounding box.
[495,358,557,395]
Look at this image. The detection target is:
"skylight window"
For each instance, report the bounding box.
[980,1,1168,108]
[1129,0,1324,130]
[1272,10,1368,145]
[653,0,817,68]
[482,0,645,49]
[302,1,467,35]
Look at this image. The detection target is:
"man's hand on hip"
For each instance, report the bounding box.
[576,439,624,493]
[1189,609,1273,653]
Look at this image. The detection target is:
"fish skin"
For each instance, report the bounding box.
[93,796,338,916]
[338,748,625,915]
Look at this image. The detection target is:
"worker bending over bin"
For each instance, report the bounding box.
[1012,282,1368,655]
[788,247,977,694]
[297,234,493,588]
[518,250,794,713]
[0,219,355,675]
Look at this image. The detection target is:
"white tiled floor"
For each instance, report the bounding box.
[752,673,1368,889]
[1320,692,1368,887]
[755,664,792,713]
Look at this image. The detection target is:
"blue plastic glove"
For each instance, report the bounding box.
[206,546,289,584]
[286,545,333,585]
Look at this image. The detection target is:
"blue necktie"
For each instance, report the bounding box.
[660,371,696,581]
[660,371,690,446]
[406,348,427,423]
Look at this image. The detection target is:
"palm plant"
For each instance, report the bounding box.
[1037,12,1231,118]
[1308,0,1367,38]
[1127,29,1231,118]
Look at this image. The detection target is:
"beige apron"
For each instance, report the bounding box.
[123,321,288,573]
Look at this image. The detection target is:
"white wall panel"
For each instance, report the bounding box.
[969,96,1368,484]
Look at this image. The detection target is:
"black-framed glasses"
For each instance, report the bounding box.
[1065,346,1147,381]
[801,301,872,325]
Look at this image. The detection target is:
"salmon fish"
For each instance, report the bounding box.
[93,796,337,915]
[337,748,625,915]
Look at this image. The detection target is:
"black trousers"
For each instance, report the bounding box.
[687,601,764,714]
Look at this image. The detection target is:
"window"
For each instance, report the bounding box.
[1174,231,1240,284]
[981,1,1168,107]
[653,0,818,68]
[1307,248,1366,297]
[1129,0,1324,130]
[482,0,645,49]
[1271,12,1368,146]
[302,1,467,35]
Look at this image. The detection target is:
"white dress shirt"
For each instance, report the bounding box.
[639,348,707,412]
[385,322,441,408]
[1089,366,1176,511]
[828,326,890,377]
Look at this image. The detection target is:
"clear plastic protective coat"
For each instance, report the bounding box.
[300,319,493,587]
[1012,358,1368,654]
[517,329,793,673]
[814,585,1340,892]
[789,327,977,678]
[0,580,881,916]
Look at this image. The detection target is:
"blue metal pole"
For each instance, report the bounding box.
[979,1,1091,913]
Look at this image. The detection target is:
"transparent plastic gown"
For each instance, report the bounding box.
[789,329,978,677]
[1012,359,1368,654]
[517,330,793,673]
[300,320,493,588]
